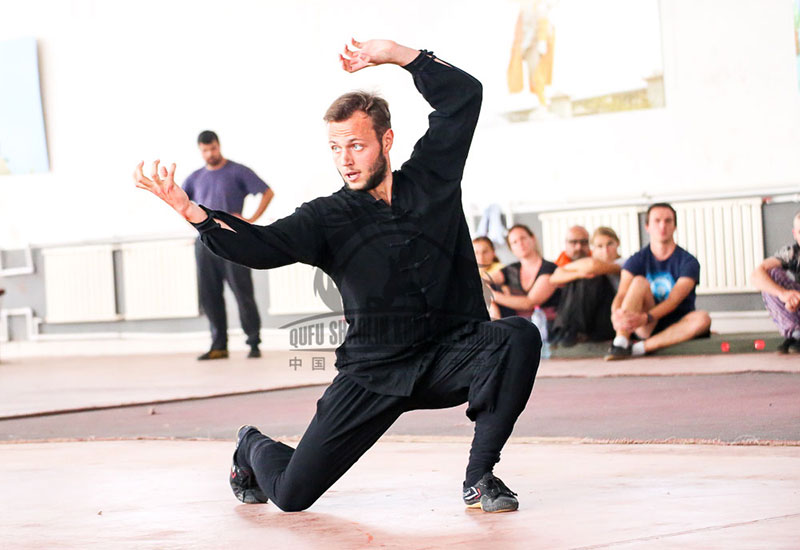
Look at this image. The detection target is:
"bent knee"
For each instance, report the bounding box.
[689,311,711,334]
[271,493,316,513]
[504,316,542,350]
[270,482,322,512]
[631,275,649,286]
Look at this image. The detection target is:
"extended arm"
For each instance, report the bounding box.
[192,204,325,269]
[134,160,210,224]
[134,161,325,269]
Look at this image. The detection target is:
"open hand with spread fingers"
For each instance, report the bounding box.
[339,38,420,73]
[133,160,195,220]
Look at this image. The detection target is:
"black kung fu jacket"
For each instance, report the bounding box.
[191,50,490,396]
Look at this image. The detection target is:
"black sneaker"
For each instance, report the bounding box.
[463,472,519,513]
[230,425,268,504]
[604,344,632,361]
[777,338,798,354]
[247,346,261,359]
[198,349,229,361]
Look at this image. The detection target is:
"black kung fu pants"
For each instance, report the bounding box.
[238,316,541,512]
[195,239,262,350]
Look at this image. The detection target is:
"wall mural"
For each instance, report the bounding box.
[795,0,800,91]
[499,0,664,122]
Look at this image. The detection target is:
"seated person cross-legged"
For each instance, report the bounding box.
[489,224,560,323]
[751,211,800,353]
[550,226,623,347]
[473,236,504,282]
[605,203,711,361]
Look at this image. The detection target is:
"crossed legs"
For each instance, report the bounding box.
[762,267,800,338]
[616,275,711,353]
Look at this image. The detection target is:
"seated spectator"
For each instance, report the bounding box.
[751,211,800,353]
[490,224,560,322]
[472,236,504,283]
[473,236,504,317]
[550,226,623,346]
[554,225,591,267]
[605,203,711,360]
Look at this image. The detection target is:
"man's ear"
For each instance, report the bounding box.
[382,128,394,154]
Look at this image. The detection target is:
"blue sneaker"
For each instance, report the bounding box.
[230,425,268,504]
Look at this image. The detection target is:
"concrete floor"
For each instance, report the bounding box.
[1,440,798,549]
[1,351,798,549]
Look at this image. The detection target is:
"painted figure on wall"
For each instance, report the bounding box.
[794,0,800,91]
[507,0,556,107]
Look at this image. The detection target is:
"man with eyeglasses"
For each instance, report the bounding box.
[554,226,591,267]
[549,225,620,346]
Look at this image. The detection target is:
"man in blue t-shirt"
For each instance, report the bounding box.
[183,130,275,360]
[605,203,711,360]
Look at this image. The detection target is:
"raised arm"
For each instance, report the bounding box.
[401,48,482,183]
[341,38,482,184]
[339,38,420,72]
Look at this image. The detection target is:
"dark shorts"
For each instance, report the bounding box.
[653,309,711,338]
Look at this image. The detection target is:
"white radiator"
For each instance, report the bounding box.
[538,198,764,295]
[120,239,199,320]
[673,198,764,294]
[42,245,118,323]
[268,263,331,315]
[538,206,641,261]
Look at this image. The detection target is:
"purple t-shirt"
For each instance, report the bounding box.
[182,160,269,213]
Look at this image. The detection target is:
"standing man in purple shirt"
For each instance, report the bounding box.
[183,130,275,360]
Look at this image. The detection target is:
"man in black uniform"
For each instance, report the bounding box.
[134,38,541,513]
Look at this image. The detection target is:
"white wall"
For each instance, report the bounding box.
[465,0,800,209]
[1,0,798,249]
